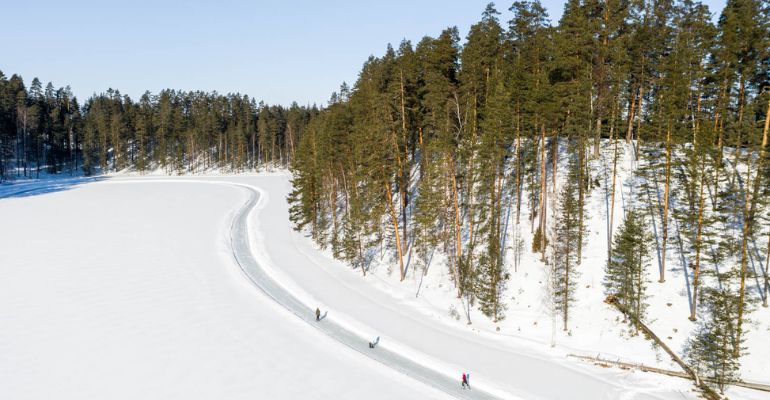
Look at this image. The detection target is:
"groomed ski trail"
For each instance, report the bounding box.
[228,184,502,400]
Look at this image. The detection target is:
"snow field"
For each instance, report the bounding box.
[0,180,445,400]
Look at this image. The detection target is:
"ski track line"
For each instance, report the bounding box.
[68,178,502,400]
[227,184,505,400]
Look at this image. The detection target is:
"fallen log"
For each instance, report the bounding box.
[604,296,721,399]
[567,354,770,393]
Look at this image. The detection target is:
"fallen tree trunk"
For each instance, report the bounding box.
[567,354,770,393]
[604,296,720,399]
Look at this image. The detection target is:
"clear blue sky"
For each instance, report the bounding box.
[1,0,727,106]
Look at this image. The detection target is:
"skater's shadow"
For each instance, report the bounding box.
[319,311,328,321]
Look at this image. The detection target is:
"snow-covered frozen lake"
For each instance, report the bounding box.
[0,178,444,400]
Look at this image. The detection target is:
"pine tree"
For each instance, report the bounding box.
[550,148,584,331]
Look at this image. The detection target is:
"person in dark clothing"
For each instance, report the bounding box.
[461,372,470,389]
[316,307,321,321]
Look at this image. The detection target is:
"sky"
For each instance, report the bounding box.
[1,0,727,106]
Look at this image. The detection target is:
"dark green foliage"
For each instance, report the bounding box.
[532,226,546,253]
[687,285,746,394]
[605,209,650,331]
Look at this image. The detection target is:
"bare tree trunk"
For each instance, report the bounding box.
[594,118,602,158]
[577,132,585,264]
[564,204,572,331]
[635,83,644,161]
[498,155,506,266]
[736,153,752,357]
[660,122,672,283]
[466,95,479,253]
[251,130,257,168]
[340,164,350,218]
[609,116,619,260]
[69,124,75,176]
[762,236,770,307]
[762,96,770,308]
[384,172,406,282]
[449,155,463,296]
[399,69,410,250]
[515,105,523,225]
[328,172,338,247]
[690,153,707,321]
[539,125,547,261]
[626,84,637,143]
[712,80,728,210]
[551,132,557,194]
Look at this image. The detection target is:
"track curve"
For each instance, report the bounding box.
[228,185,502,400]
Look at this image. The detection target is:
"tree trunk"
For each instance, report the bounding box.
[660,122,672,283]
[634,83,644,161]
[328,172,338,249]
[762,236,770,307]
[609,118,619,261]
[626,84,637,143]
[736,154,752,357]
[712,80,728,209]
[399,69,410,250]
[449,155,463,295]
[515,104,523,225]
[762,96,770,308]
[690,153,706,321]
[564,203,572,331]
[384,172,406,281]
[594,118,602,158]
[551,132,557,194]
[539,125,547,261]
[577,132,585,264]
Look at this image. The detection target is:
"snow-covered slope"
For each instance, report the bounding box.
[220,174,698,400]
[224,143,770,399]
[0,180,444,400]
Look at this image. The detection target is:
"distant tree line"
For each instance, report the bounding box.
[0,73,316,179]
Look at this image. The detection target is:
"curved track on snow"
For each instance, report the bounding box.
[228,185,500,400]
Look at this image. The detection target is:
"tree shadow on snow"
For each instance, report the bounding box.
[0,176,106,200]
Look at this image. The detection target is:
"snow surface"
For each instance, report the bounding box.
[1,165,767,399]
[225,174,699,400]
[0,180,445,400]
[232,142,768,399]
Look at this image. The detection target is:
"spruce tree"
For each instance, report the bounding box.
[605,209,650,332]
[687,285,746,394]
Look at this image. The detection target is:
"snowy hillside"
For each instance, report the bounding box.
[282,139,770,399]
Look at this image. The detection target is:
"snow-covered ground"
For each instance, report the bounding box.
[248,144,769,399]
[0,179,444,400]
[231,143,769,399]
[1,169,767,399]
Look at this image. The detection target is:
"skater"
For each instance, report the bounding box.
[461,372,470,389]
[315,307,321,321]
[368,336,380,348]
